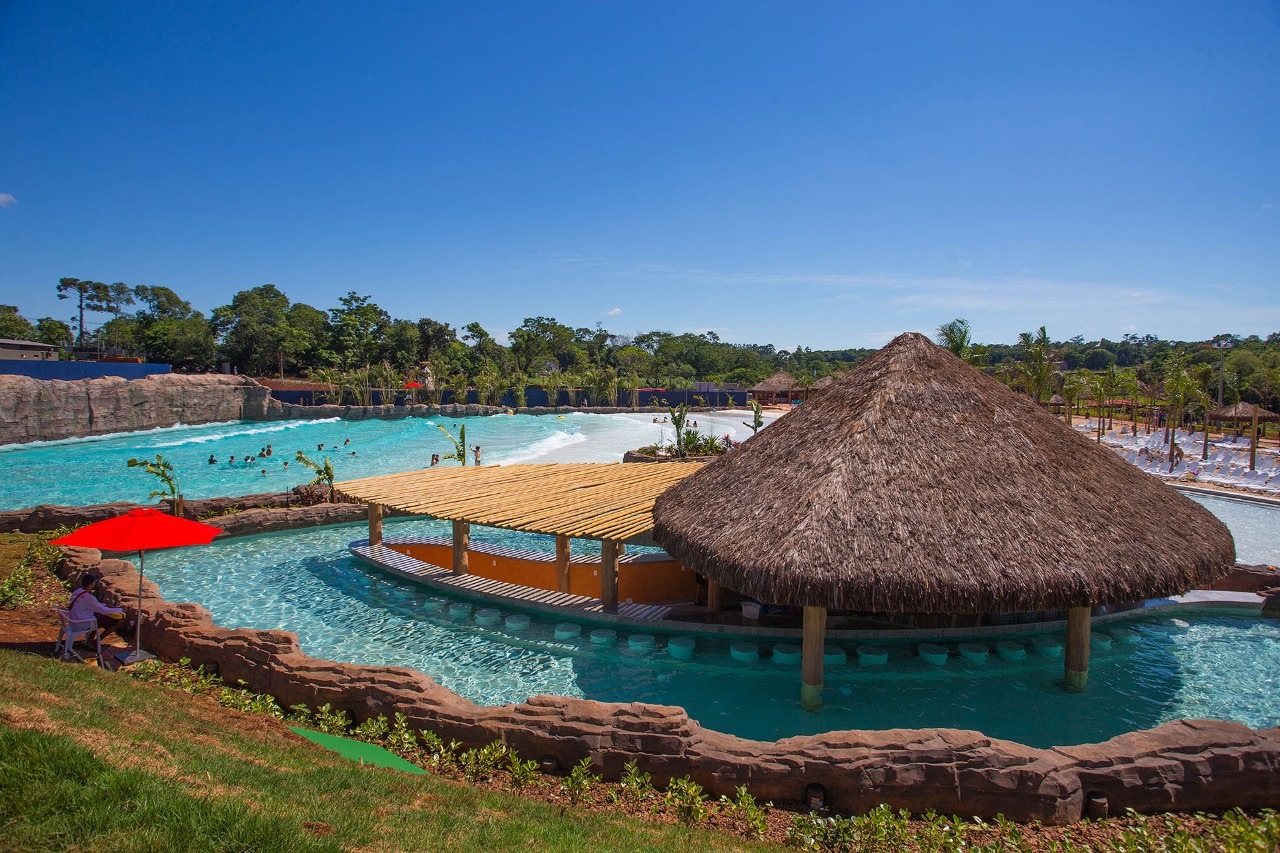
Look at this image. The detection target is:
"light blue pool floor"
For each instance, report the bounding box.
[144,518,1280,748]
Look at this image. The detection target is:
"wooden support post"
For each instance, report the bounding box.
[706,580,723,623]
[801,606,827,708]
[555,535,571,593]
[600,539,619,614]
[368,503,383,547]
[1250,407,1259,471]
[1065,606,1091,692]
[452,520,470,575]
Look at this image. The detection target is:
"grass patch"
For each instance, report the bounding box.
[0,651,765,852]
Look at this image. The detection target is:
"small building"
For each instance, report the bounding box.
[749,371,797,405]
[0,338,56,360]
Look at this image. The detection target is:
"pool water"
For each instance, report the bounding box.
[144,517,1280,748]
[0,411,760,510]
[1185,493,1280,566]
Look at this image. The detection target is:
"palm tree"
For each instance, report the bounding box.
[295,451,336,502]
[436,423,467,465]
[127,454,181,515]
[1162,365,1200,473]
[1061,370,1090,429]
[1015,326,1056,404]
[309,367,341,405]
[935,318,972,358]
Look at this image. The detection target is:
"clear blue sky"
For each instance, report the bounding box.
[1,1,1277,349]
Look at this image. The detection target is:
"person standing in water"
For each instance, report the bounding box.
[471,445,482,466]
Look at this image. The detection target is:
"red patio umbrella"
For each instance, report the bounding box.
[53,508,222,665]
[403,381,424,388]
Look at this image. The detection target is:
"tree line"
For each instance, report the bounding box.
[934,318,1280,421]
[2,280,1278,413]
[1,279,875,396]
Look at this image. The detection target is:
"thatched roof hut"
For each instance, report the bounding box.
[1209,402,1279,423]
[749,371,797,404]
[655,332,1234,614]
[750,370,797,393]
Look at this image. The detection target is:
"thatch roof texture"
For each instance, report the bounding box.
[750,371,797,394]
[653,332,1235,613]
[1209,402,1279,423]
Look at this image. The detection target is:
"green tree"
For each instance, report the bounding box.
[381,320,420,370]
[0,305,35,341]
[329,292,389,369]
[416,318,457,363]
[56,278,109,345]
[214,285,292,376]
[142,316,216,370]
[34,317,73,348]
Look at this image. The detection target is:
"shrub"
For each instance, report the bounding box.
[719,785,769,840]
[507,754,540,789]
[664,775,710,825]
[619,759,653,802]
[560,757,599,808]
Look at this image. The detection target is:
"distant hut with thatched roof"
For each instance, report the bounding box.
[1209,401,1279,470]
[654,332,1235,706]
[749,371,797,406]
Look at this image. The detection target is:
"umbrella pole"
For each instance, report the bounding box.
[135,549,144,655]
[118,549,156,666]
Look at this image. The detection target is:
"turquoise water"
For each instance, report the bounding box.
[10,413,1278,744]
[0,411,759,510]
[143,517,1280,747]
[1185,493,1280,566]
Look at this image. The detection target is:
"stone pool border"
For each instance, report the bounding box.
[55,545,1280,825]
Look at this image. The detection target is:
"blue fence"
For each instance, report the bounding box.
[273,387,748,409]
[0,361,172,381]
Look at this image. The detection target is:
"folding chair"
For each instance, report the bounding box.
[53,609,104,667]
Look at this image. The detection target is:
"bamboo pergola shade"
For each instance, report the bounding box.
[336,462,706,541]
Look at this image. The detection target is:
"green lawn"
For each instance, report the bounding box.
[0,650,770,852]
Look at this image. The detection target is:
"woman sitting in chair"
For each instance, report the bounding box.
[68,572,129,642]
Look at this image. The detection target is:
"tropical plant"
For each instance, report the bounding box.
[743,400,764,435]
[126,454,180,513]
[1060,370,1090,428]
[667,402,691,457]
[436,423,467,465]
[294,451,336,501]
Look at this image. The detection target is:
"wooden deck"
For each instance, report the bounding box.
[350,541,675,623]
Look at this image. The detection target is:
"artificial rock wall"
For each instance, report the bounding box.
[59,547,1280,826]
[0,374,276,444]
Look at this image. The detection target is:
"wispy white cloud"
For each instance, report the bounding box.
[1264,202,1275,210]
[0,193,15,209]
[605,307,622,316]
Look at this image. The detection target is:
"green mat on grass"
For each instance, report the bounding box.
[289,727,427,774]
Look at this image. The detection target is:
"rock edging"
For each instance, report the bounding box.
[55,547,1280,825]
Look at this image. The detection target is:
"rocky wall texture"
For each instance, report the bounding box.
[0,370,725,446]
[0,374,276,444]
[57,547,1280,825]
